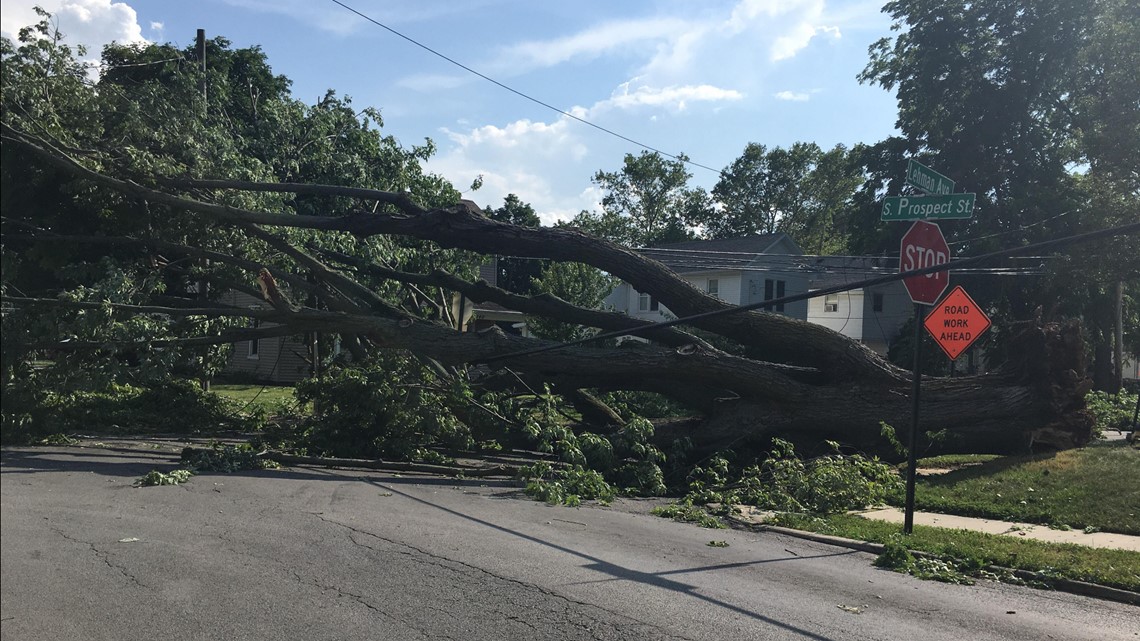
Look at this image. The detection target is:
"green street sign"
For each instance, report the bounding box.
[881,193,976,221]
[906,159,955,195]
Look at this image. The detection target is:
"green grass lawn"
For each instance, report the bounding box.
[211,384,298,414]
[897,441,1140,535]
[913,453,1004,469]
[772,512,1140,592]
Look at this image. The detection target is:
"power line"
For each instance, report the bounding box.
[480,219,1140,363]
[948,209,1078,247]
[85,55,185,71]
[327,0,722,175]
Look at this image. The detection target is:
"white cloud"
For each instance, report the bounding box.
[1,0,146,51]
[441,118,587,160]
[724,0,803,32]
[770,22,840,61]
[598,82,744,113]
[396,73,471,92]
[220,0,508,35]
[427,114,598,225]
[774,90,810,101]
[495,17,689,72]
[220,0,365,35]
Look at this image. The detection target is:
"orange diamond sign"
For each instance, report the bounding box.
[923,286,991,360]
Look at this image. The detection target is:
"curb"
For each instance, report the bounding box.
[730,517,1140,606]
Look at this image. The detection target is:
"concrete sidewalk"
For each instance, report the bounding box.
[732,505,1140,552]
[855,507,1140,552]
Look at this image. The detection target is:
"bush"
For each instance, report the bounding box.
[1086,390,1138,434]
[2,378,260,443]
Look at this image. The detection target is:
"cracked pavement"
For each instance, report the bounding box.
[3,446,1137,640]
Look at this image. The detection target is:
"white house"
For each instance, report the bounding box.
[604,234,913,355]
[801,255,912,355]
[607,234,810,322]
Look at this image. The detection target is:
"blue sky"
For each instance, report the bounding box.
[2,0,901,224]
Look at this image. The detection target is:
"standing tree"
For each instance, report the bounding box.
[484,194,544,295]
[590,151,711,247]
[859,0,1140,389]
[708,142,862,253]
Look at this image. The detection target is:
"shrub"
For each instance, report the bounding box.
[1086,390,1138,434]
[2,379,260,443]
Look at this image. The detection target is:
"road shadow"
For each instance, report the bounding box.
[1,447,175,479]
[0,446,520,489]
[362,477,847,641]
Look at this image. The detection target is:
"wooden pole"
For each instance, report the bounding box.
[196,29,206,118]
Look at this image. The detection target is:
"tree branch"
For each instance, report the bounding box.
[1,296,811,402]
[17,325,299,351]
[2,232,324,303]
[240,224,405,318]
[317,247,715,351]
[155,177,427,214]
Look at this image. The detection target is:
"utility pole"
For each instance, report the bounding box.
[196,28,209,390]
[1115,280,1124,393]
[196,29,207,118]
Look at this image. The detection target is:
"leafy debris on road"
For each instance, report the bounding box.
[135,469,193,486]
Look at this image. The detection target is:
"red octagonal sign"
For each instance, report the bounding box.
[899,220,950,305]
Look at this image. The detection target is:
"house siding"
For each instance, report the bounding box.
[220,291,312,383]
[859,284,912,354]
[808,289,865,340]
[742,272,809,320]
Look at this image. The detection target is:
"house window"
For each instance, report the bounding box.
[873,292,884,312]
[707,279,719,298]
[638,292,659,312]
[764,279,785,312]
[824,293,839,313]
[247,318,260,359]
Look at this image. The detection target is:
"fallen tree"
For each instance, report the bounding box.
[0,124,1109,454]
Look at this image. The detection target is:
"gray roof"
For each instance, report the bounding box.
[648,234,787,254]
[638,234,800,273]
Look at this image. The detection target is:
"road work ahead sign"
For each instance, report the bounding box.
[923,286,991,360]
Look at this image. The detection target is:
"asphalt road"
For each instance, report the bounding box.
[2,446,1137,640]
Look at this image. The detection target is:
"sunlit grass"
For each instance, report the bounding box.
[892,442,1140,535]
[211,384,298,414]
[772,512,1140,592]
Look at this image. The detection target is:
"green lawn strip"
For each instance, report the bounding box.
[211,384,297,414]
[771,513,1140,592]
[896,442,1139,535]
[912,454,1003,469]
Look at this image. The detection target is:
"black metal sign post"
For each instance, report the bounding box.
[904,303,923,534]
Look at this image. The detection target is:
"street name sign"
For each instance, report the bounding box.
[900,220,950,305]
[923,286,991,360]
[906,159,955,195]
[881,193,976,221]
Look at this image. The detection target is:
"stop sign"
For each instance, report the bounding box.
[899,220,950,305]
